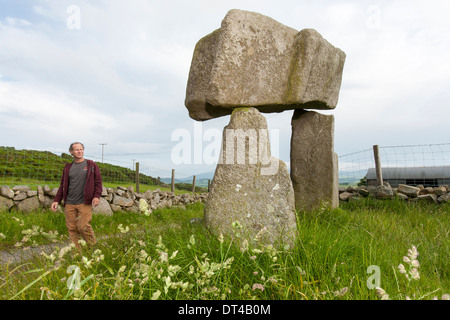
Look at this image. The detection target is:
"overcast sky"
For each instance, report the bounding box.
[1,0,449,178]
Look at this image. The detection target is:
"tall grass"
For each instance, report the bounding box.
[0,199,448,300]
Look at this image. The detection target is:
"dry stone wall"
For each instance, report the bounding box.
[339,183,450,204]
[0,185,208,214]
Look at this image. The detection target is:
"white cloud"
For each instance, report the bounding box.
[4,17,32,27]
[0,81,118,135]
[0,0,449,176]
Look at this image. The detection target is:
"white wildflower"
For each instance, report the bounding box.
[181,282,189,291]
[93,249,104,262]
[188,265,195,275]
[139,263,150,274]
[139,199,148,212]
[41,230,59,242]
[190,234,195,245]
[156,235,166,249]
[151,290,161,300]
[41,251,56,262]
[268,277,278,283]
[253,227,267,242]
[78,239,87,247]
[296,266,306,276]
[231,221,243,237]
[411,259,420,268]
[137,240,146,247]
[139,199,151,216]
[159,251,168,262]
[252,283,264,292]
[163,276,172,294]
[408,245,418,260]
[401,245,421,281]
[12,216,24,226]
[82,256,92,268]
[169,250,179,260]
[375,287,390,300]
[0,233,6,239]
[138,249,148,262]
[168,265,181,276]
[117,224,129,234]
[398,263,407,274]
[58,244,74,259]
[333,287,349,297]
[410,268,420,280]
[240,239,249,253]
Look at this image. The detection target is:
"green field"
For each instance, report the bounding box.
[0,198,448,300]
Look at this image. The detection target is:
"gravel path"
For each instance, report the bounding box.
[0,242,69,266]
[0,232,138,266]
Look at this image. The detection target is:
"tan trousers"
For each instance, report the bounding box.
[64,204,96,248]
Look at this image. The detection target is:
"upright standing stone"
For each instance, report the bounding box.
[204,107,297,246]
[290,110,339,211]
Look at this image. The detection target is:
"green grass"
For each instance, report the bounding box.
[0,199,448,300]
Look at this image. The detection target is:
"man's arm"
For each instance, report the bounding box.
[51,166,66,211]
[92,162,103,207]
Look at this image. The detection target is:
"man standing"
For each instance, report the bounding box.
[51,142,103,249]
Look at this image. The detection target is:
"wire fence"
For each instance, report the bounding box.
[2,143,449,189]
[338,143,450,187]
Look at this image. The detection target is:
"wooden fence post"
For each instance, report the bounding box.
[373,145,383,186]
[171,169,175,193]
[192,175,196,193]
[135,162,140,193]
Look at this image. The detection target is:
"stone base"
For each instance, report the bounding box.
[204,108,297,246]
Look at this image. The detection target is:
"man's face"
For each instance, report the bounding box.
[70,144,84,161]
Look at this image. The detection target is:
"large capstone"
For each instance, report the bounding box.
[185,9,346,121]
[204,107,297,246]
[290,110,339,211]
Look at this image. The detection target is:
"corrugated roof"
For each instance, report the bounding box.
[366,166,450,179]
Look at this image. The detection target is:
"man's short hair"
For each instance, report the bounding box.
[69,142,85,152]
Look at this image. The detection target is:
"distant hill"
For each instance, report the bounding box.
[161,168,368,187]
[338,169,368,186]
[160,170,215,188]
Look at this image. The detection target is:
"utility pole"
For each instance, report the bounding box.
[99,143,107,163]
